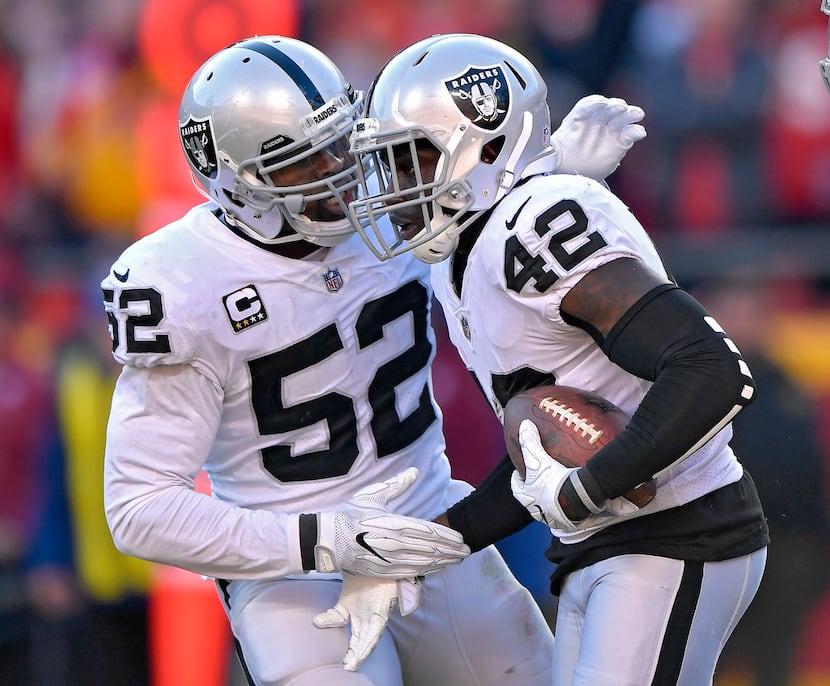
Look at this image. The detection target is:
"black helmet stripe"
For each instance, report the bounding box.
[242,41,326,109]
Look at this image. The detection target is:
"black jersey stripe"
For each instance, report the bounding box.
[650,560,704,685]
[242,41,325,109]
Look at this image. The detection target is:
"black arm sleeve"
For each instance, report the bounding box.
[445,455,534,552]
[579,284,755,500]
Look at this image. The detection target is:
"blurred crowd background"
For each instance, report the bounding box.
[1,0,829,684]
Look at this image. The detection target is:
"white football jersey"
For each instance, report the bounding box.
[432,174,743,542]
[102,203,458,579]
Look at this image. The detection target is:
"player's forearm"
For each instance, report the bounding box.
[104,367,308,579]
[588,285,755,499]
[105,475,307,578]
[443,456,534,551]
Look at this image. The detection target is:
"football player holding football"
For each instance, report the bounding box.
[348,33,769,686]
[101,35,646,684]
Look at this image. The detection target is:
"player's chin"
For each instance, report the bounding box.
[391,216,424,240]
[338,187,357,206]
[307,200,347,223]
[401,224,425,241]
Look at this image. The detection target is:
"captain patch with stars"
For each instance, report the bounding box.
[223,284,268,333]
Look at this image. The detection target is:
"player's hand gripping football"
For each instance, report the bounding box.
[314,575,422,671]
[313,467,470,576]
[511,419,606,533]
[550,94,646,180]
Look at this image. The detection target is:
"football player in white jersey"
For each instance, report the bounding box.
[101,36,646,685]
[348,33,770,686]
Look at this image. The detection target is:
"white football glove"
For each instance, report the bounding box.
[313,467,470,577]
[550,94,646,180]
[510,420,606,533]
[313,575,422,671]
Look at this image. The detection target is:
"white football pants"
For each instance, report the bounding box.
[219,543,554,685]
[552,549,767,686]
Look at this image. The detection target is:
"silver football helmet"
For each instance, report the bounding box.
[821,0,830,92]
[349,33,553,263]
[179,36,363,244]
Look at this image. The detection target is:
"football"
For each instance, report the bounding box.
[503,385,656,508]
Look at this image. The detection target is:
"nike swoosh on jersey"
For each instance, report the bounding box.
[356,532,390,563]
[113,268,130,282]
[505,196,532,230]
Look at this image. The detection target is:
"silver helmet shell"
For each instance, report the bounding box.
[179,36,363,244]
[349,33,552,262]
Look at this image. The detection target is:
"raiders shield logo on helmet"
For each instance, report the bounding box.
[180,116,218,178]
[444,65,509,131]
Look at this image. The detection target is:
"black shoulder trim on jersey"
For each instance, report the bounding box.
[451,209,493,297]
[445,455,534,552]
[583,285,755,498]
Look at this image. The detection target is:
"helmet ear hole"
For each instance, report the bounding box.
[481,136,505,164]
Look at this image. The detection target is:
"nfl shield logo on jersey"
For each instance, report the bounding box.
[323,267,344,292]
[444,65,509,131]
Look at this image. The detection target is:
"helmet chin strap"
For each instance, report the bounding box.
[411,207,485,264]
[223,211,294,243]
[412,229,458,264]
[222,189,354,246]
[289,213,354,247]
